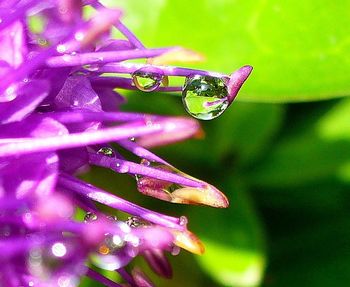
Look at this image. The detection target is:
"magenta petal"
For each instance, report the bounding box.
[0,80,50,124]
[0,20,27,68]
[54,76,102,112]
[0,152,58,199]
[227,65,253,104]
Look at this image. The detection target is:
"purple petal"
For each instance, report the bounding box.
[0,80,50,124]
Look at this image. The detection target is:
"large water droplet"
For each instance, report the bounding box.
[91,233,133,271]
[182,75,229,120]
[132,69,164,92]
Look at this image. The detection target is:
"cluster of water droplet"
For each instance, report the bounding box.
[85,212,148,271]
[130,69,230,120]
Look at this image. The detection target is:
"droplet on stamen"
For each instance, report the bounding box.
[126,216,147,228]
[182,75,229,120]
[84,212,98,222]
[97,147,115,157]
[132,69,164,92]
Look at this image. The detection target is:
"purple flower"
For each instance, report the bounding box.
[0,1,252,286]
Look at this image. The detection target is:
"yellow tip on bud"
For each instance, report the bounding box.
[173,230,205,255]
[147,48,205,65]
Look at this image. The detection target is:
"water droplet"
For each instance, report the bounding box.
[132,69,164,92]
[56,44,67,54]
[51,242,67,258]
[83,64,100,72]
[179,216,188,226]
[115,162,129,173]
[84,212,98,222]
[171,246,180,256]
[129,137,135,142]
[182,75,229,120]
[140,159,151,166]
[126,216,147,228]
[91,232,133,270]
[107,215,118,221]
[97,147,115,157]
[37,38,48,46]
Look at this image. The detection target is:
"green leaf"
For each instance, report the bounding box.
[263,210,350,287]
[188,182,266,287]
[107,0,350,102]
[247,99,350,187]
[207,102,284,167]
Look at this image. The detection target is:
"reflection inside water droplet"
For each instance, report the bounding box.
[182,75,229,120]
[84,212,97,222]
[97,147,115,157]
[132,69,164,92]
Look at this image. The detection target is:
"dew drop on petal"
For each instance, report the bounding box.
[132,69,164,92]
[179,216,188,226]
[182,75,229,120]
[83,64,100,72]
[171,245,181,256]
[84,212,98,222]
[126,216,147,228]
[115,162,129,173]
[97,147,115,157]
[51,242,67,258]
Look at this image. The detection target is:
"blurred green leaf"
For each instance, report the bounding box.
[188,182,266,287]
[247,99,350,187]
[262,209,350,287]
[207,102,284,167]
[106,0,350,102]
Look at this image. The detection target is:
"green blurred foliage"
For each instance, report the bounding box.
[82,1,350,287]
[108,0,350,102]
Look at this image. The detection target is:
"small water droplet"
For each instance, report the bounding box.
[84,212,98,222]
[132,69,164,92]
[107,215,118,221]
[51,242,67,257]
[129,137,135,142]
[115,162,129,173]
[37,38,48,46]
[140,159,151,166]
[83,64,100,72]
[56,44,67,54]
[126,216,147,228]
[182,75,229,120]
[171,246,180,256]
[179,216,188,226]
[97,147,115,157]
